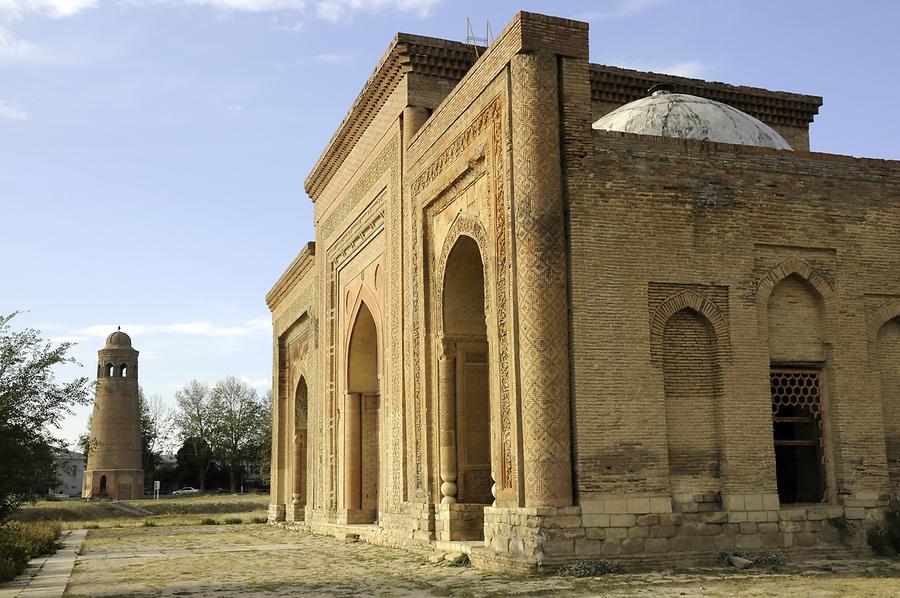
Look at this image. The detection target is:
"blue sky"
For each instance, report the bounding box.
[3,0,898,450]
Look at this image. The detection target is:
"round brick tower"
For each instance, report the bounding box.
[82,329,144,499]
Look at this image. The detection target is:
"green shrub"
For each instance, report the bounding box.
[867,498,900,556]
[0,521,62,583]
[828,516,855,544]
[250,516,267,524]
[222,518,242,525]
[556,560,622,577]
[199,518,219,526]
[447,553,470,567]
[85,523,100,529]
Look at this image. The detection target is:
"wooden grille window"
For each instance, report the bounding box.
[771,369,827,504]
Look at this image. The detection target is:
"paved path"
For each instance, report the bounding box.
[0,529,86,598]
[106,501,152,517]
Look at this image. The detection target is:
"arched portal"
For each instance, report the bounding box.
[345,301,380,523]
[439,235,492,518]
[292,377,308,518]
[99,475,107,497]
[767,274,830,504]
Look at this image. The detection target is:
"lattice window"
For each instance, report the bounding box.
[771,369,827,503]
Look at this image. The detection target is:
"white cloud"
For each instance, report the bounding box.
[315,0,439,22]
[71,317,270,339]
[49,334,90,343]
[602,58,710,79]
[660,60,708,78]
[0,0,99,19]
[0,26,34,60]
[302,51,353,64]
[581,0,670,20]
[239,374,270,390]
[132,0,439,20]
[0,99,28,121]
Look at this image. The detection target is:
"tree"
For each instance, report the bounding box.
[173,380,214,490]
[209,377,267,493]
[140,391,174,479]
[0,312,91,519]
[255,390,273,487]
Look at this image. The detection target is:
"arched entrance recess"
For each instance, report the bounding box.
[345,300,381,523]
[438,231,493,539]
[292,377,308,519]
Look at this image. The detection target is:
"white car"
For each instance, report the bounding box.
[172,487,200,496]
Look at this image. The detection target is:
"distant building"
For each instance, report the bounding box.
[82,329,144,500]
[52,450,85,497]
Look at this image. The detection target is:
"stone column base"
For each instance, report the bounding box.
[286,503,306,522]
[436,503,486,541]
[336,508,379,525]
[268,503,286,523]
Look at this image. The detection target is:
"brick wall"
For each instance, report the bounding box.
[662,310,721,499]
[569,129,900,501]
[880,319,900,490]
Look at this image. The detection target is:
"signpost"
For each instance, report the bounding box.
[153,480,160,500]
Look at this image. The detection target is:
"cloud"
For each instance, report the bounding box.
[70,317,270,339]
[0,0,99,19]
[0,26,34,60]
[581,0,670,20]
[659,60,708,78]
[0,99,28,121]
[239,374,270,390]
[301,51,353,64]
[130,0,439,20]
[602,57,710,79]
[314,0,439,22]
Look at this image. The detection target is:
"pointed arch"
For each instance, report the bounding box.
[650,290,731,366]
[755,256,835,306]
[292,375,309,513]
[343,285,383,390]
[435,212,493,335]
[870,300,900,343]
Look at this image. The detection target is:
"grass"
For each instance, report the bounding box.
[9,494,270,530]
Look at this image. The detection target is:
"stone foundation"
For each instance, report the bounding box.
[273,494,886,573]
[436,503,486,541]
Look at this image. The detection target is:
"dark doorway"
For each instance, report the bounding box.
[771,369,826,503]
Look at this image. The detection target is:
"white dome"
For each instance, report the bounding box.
[593,90,792,150]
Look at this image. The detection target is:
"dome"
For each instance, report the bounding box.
[592,89,792,150]
[105,329,132,348]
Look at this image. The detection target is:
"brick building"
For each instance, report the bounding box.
[266,12,900,570]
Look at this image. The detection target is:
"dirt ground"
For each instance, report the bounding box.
[65,524,900,597]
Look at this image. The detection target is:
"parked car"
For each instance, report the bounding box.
[172,487,200,496]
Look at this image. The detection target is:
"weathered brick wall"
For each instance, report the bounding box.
[662,310,721,498]
[880,319,900,490]
[768,276,826,363]
[569,129,900,502]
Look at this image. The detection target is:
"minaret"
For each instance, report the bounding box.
[82,328,144,499]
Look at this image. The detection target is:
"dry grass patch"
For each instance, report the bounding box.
[10,494,269,530]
